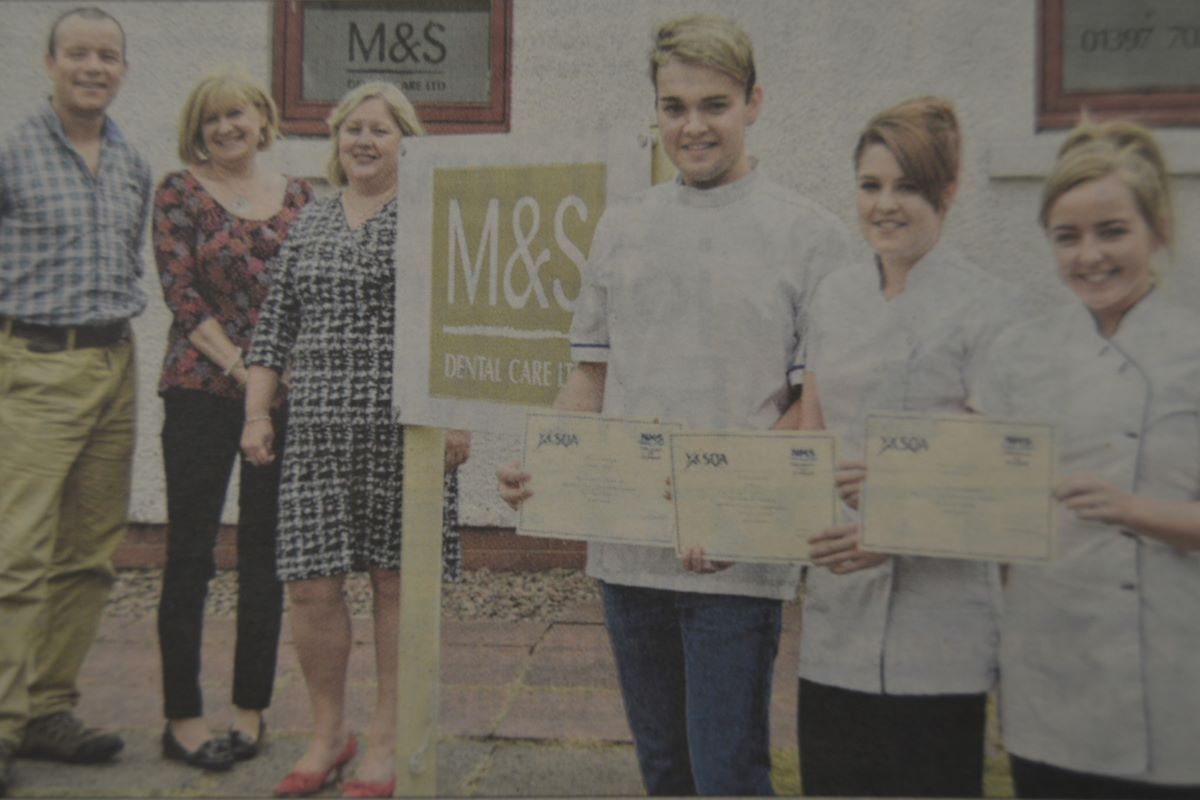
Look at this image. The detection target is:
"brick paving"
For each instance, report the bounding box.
[6,599,804,798]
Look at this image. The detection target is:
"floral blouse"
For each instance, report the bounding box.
[153,170,314,401]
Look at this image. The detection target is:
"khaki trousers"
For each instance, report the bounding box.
[0,329,135,745]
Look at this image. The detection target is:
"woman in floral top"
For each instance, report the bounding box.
[153,68,313,772]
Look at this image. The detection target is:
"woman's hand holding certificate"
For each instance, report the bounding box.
[860,412,1057,562]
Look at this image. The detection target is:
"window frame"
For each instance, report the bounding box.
[272,0,513,136]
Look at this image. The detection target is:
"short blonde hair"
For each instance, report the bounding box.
[854,96,961,213]
[649,14,756,99]
[325,82,425,187]
[1040,118,1173,245]
[177,68,280,165]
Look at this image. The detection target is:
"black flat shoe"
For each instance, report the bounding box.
[162,724,233,772]
[227,717,265,761]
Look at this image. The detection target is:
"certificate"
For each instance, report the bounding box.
[670,431,838,564]
[860,412,1057,562]
[518,411,679,546]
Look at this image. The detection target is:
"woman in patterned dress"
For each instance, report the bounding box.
[242,82,469,799]
[154,68,313,772]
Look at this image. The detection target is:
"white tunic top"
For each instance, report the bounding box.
[570,169,850,600]
[798,244,1017,694]
[975,290,1200,784]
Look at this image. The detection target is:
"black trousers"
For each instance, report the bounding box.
[798,678,986,798]
[158,389,285,719]
[1010,754,1200,799]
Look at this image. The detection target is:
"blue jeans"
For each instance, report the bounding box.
[600,582,782,796]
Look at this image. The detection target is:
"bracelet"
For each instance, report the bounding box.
[223,347,244,375]
[245,414,271,424]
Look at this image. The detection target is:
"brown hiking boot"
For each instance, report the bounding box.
[17,712,123,763]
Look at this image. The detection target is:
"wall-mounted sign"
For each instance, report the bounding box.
[1039,0,1200,128]
[273,0,511,135]
[393,132,650,435]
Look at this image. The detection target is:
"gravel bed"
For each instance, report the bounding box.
[106,568,600,622]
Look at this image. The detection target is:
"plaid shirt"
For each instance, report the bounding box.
[0,100,151,325]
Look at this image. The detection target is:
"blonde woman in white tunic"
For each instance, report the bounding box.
[786,97,1020,797]
[975,120,1200,799]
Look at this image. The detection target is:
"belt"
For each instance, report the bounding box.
[1,317,130,352]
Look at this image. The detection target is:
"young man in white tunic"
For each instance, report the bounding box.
[499,14,848,796]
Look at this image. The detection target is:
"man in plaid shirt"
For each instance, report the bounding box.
[0,7,150,793]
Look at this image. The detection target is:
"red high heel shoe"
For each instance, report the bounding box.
[341,776,395,798]
[273,733,358,797]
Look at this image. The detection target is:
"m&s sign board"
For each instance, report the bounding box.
[394,133,648,434]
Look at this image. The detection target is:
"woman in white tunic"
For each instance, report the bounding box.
[787,97,1018,797]
[975,120,1200,799]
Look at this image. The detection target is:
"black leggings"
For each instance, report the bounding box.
[798,678,986,798]
[1010,754,1200,799]
[158,389,286,719]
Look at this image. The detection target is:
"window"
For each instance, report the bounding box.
[1039,0,1200,129]
[273,0,512,135]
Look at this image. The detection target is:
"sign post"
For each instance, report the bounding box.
[396,426,445,797]
[391,132,649,794]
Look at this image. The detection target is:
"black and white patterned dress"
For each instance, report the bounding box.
[247,194,461,582]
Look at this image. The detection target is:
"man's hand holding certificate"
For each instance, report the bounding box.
[516,413,839,562]
[860,412,1057,562]
[518,412,679,546]
[671,431,838,564]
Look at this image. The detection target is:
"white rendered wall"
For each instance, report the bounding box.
[2,0,1197,529]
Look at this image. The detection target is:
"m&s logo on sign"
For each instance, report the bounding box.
[429,163,606,407]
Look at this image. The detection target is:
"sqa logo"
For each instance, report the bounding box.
[537,431,580,448]
[685,452,729,469]
[878,436,929,455]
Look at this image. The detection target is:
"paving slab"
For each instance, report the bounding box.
[523,645,620,690]
[440,686,509,737]
[472,741,644,798]
[552,600,606,625]
[6,731,319,799]
[496,687,631,743]
[436,738,495,797]
[781,600,803,634]
[770,692,799,754]
[37,591,815,799]
[442,620,548,649]
[535,622,610,651]
[441,644,529,686]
